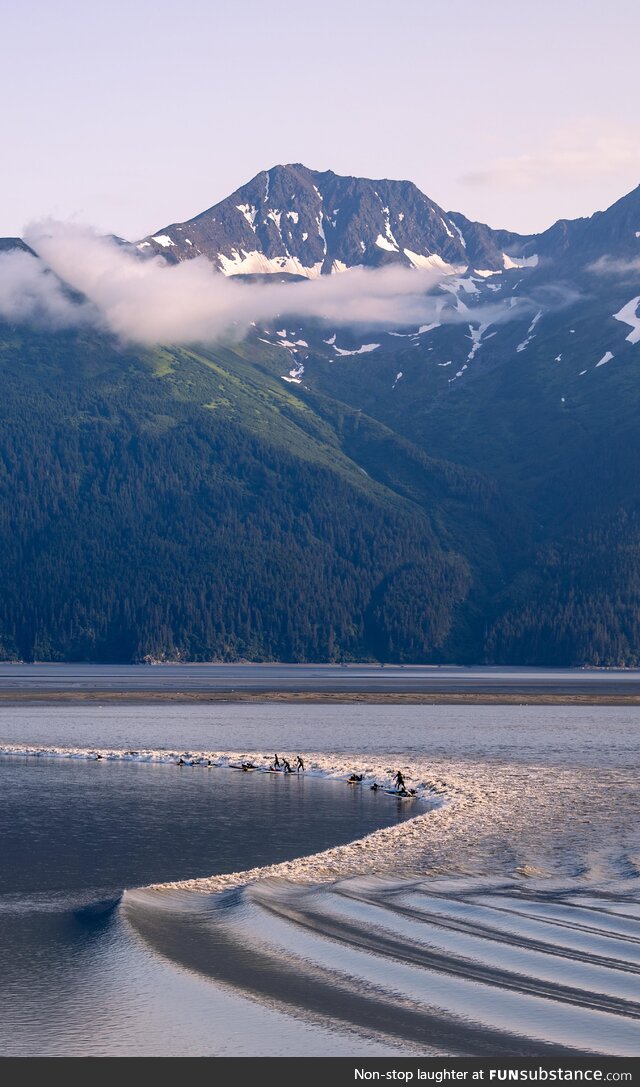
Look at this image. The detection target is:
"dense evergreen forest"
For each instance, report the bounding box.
[1,319,638,666]
[0,325,486,662]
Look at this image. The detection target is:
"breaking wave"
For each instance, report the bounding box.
[4,739,639,1055]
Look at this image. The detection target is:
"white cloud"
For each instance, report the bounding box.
[0,247,95,329]
[19,221,525,344]
[462,120,640,189]
[0,221,573,347]
[587,254,640,276]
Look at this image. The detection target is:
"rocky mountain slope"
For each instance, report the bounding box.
[2,166,639,664]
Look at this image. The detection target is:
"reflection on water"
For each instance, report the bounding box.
[0,756,414,1056]
[125,874,640,1058]
[0,702,638,1057]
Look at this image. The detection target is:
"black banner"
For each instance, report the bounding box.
[1,1056,638,1085]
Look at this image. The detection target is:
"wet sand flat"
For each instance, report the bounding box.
[2,663,640,704]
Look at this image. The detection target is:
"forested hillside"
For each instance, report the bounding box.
[0,324,508,663]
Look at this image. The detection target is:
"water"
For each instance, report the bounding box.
[0,702,638,1056]
[2,661,640,695]
[0,757,414,895]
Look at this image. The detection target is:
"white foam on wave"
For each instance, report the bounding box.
[0,743,454,890]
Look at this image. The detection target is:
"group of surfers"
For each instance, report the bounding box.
[176,753,413,793]
[236,754,305,773]
[348,768,416,797]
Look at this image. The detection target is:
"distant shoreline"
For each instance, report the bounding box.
[1,689,639,706]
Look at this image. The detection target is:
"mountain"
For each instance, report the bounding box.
[137,163,531,276]
[0,237,37,256]
[230,172,640,665]
[2,166,640,664]
[139,164,640,281]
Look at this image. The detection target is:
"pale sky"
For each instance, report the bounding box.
[1,0,639,240]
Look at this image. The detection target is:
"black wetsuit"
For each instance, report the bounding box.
[282,759,292,773]
[296,756,304,771]
[394,772,405,789]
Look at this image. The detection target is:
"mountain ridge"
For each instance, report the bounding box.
[136,163,640,282]
[1,166,639,664]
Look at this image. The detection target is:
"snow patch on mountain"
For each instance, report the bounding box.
[503,253,539,270]
[404,250,459,274]
[316,214,327,254]
[440,217,455,240]
[375,234,399,253]
[516,311,543,352]
[266,209,283,233]
[236,204,258,230]
[613,296,640,344]
[281,359,305,384]
[467,323,489,363]
[451,222,467,250]
[218,249,323,278]
[334,343,380,356]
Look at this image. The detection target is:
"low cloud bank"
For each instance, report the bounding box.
[0,221,545,344]
[587,254,640,276]
[0,247,96,330]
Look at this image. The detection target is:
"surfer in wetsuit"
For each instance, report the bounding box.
[348,773,363,783]
[296,755,304,772]
[273,754,281,768]
[394,770,406,789]
[282,758,292,773]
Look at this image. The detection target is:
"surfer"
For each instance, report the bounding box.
[272,754,281,768]
[394,770,406,789]
[348,773,363,783]
[370,782,380,791]
[282,758,292,773]
[296,755,305,772]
